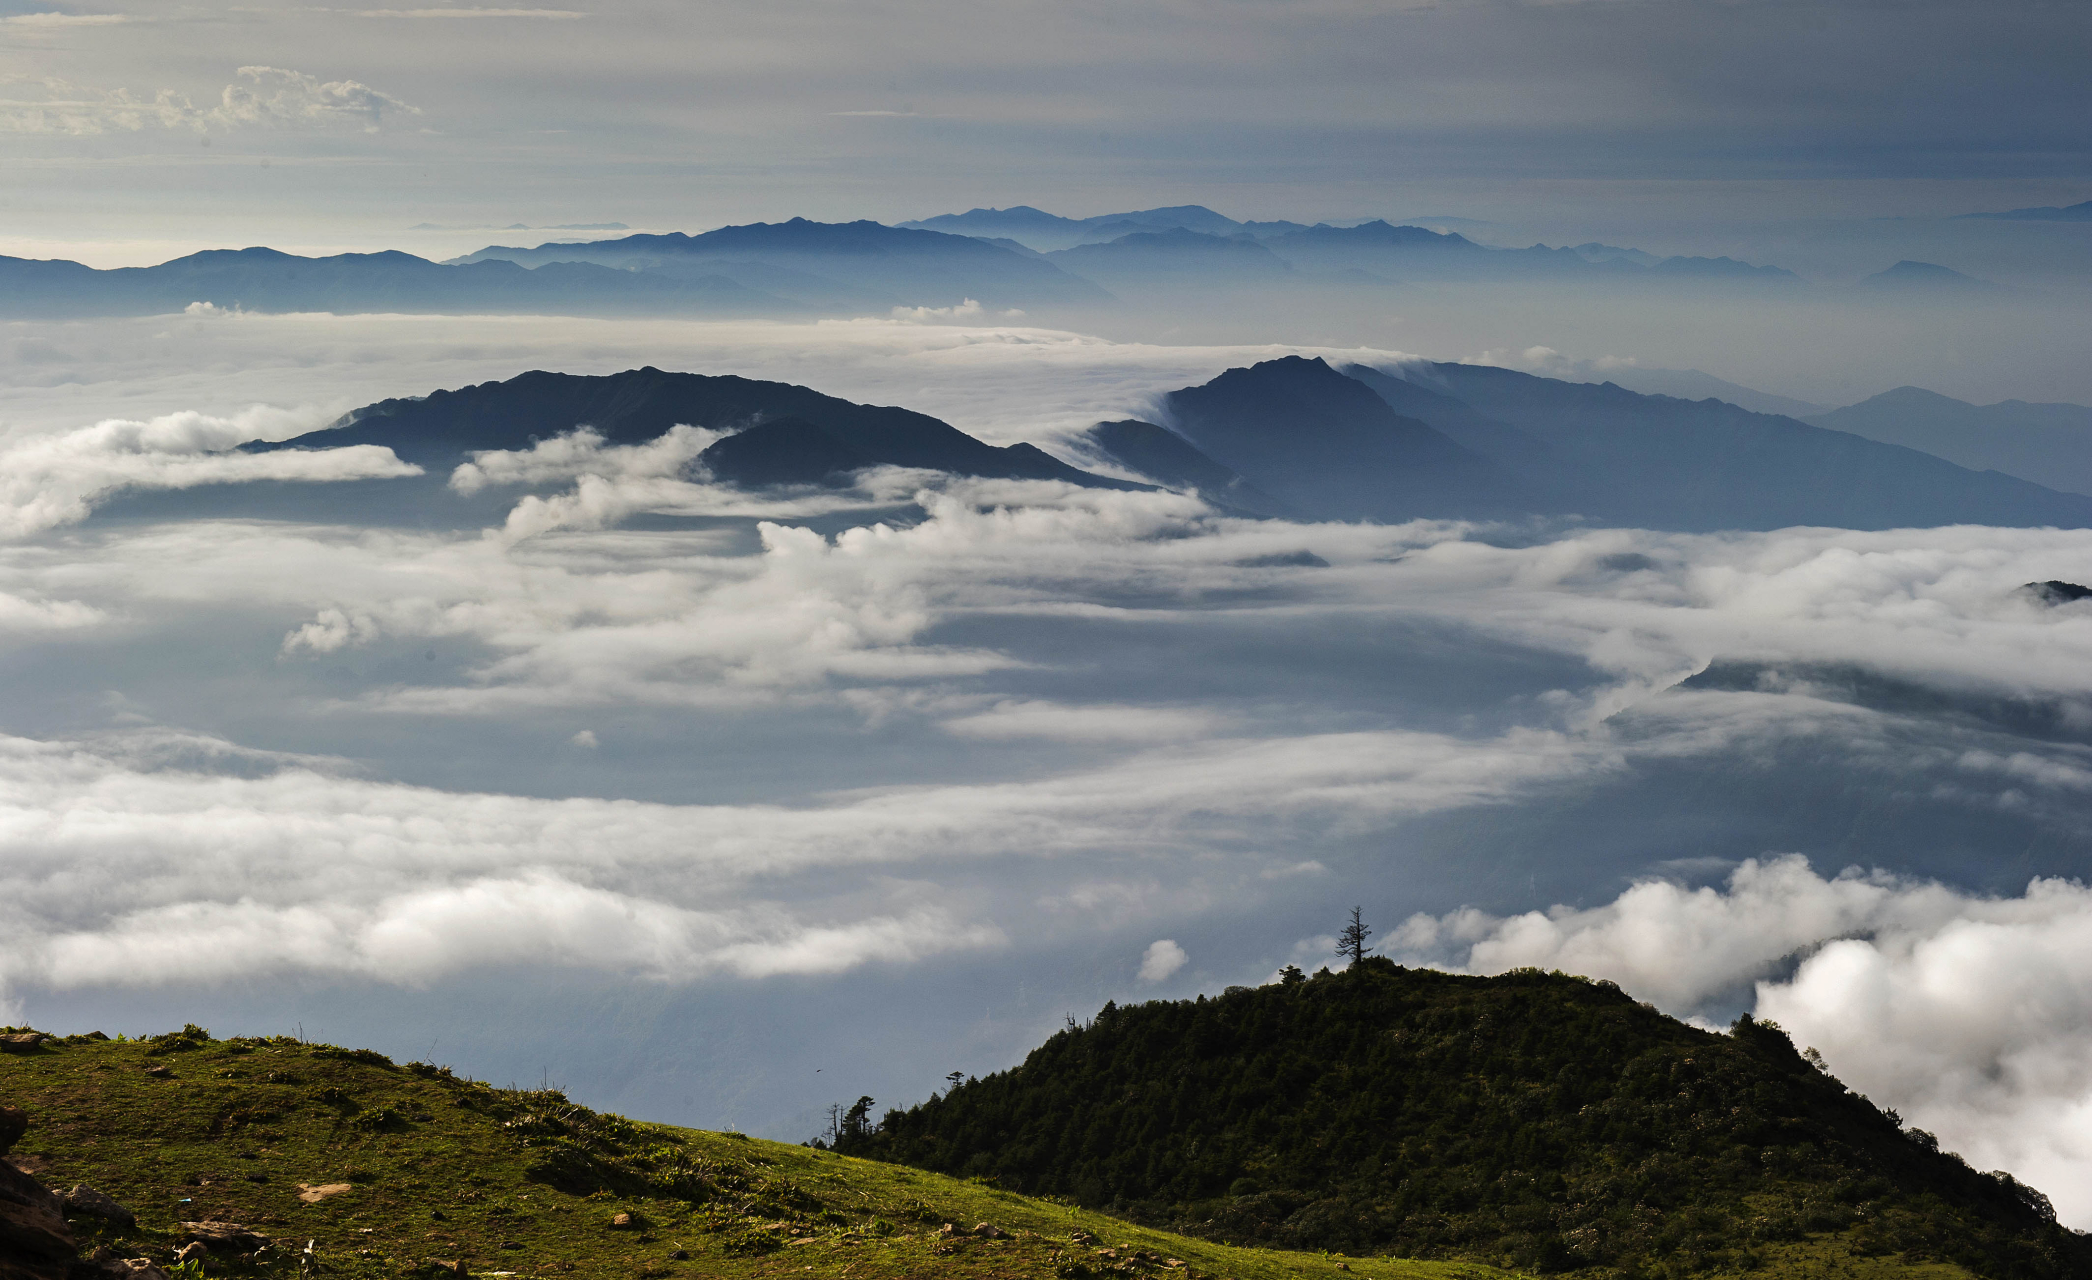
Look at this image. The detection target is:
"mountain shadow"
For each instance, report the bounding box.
[841,962,2086,1278]
[261,367,1141,489]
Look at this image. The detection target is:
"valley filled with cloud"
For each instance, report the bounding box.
[4,312,2092,1221]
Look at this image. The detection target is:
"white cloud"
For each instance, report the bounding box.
[0,66,418,135]
[0,715,1611,1000]
[1138,938,1186,982]
[354,7,586,17]
[569,729,598,748]
[1,12,128,25]
[213,66,418,132]
[890,299,1027,323]
[447,425,721,496]
[0,406,418,538]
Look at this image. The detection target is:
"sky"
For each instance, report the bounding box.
[2,0,2090,265]
[7,0,2092,1234]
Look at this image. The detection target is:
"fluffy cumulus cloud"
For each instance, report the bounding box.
[1389,857,2092,1226]
[1138,939,1187,982]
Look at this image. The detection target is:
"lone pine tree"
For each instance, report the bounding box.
[1336,906,1373,966]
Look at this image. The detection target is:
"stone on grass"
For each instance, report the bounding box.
[61,1187,136,1230]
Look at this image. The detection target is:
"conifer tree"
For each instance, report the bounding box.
[1336,905,1372,966]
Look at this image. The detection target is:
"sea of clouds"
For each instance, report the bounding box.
[4,311,2092,1219]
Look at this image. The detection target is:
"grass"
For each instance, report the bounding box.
[0,1028,1979,1280]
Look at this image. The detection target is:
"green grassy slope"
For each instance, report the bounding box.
[1,1024,1524,1280]
[843,965,2080,1279]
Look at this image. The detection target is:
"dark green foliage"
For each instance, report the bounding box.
[844,961,2090,1278]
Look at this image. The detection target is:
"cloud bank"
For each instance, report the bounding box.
[0,405,417,537]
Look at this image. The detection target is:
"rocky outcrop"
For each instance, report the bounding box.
[58,1189,134,1232]
[0,1100,160,1280]
[0,1108,74,1280]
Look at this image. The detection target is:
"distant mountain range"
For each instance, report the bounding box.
[1808,386,2092,496]
[0,246,796,320]
[1075,357,2092,532]
[901,206,1803,286]
[445,219,1110,310]
[897,205,1319,251]
[0,209,1969,321]
[1957,199,2092,222]
[231,358,2092,536]
[1855,260,2006,293]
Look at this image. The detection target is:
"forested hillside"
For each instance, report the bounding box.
[841,962,2086,1278]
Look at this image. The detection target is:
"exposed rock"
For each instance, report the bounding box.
[0,1034,48,1054]
[73,1251,168,1280]
[141,1067,171,1080]
[610,1212,633,1228]
[2025,579,2092,605]
[295,1183,351,1203]
[971,1222,1003,1238]
[176,1221,271,1255]
[0,1156,77,1280]
[0,1107,25,1156]
[59,1187,135,1230]
[169,1246,206,1267]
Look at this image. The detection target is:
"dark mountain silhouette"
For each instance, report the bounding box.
[2027,581,2092,606]
[1958,199,2092,222]
[0,247,792,319]
[1082,420,1289,515]
[261,367,1138,489]
[842,963,2084,1277]
[1335,364,1558,476]
[1045,229,1294,285]
[696,417,872,487]
[1856,261,2004,292]
[1383,363,2092,530]
[1161,357,1523,521]
[450,219,1110,309]
[1808,386,2092,496]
